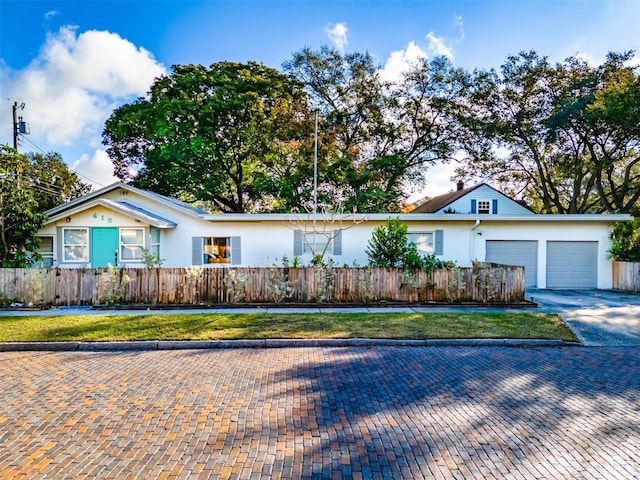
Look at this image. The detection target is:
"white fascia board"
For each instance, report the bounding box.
[46,182,204,219]
[45,182,124,216]
[44,199,177,228]
[398,214,634,223]
[199,213,633,223]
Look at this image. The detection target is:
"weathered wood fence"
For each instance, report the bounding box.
[0,264,525,306]
[612,261,640,293]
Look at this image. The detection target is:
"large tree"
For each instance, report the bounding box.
[0,148,88,267]
[27,152,91,211]
[103,62,313,213]
[0,147,47,267]
[459,51,640,214]
[283,47,469,212]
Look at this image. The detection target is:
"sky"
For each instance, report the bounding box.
[1,0,639,199]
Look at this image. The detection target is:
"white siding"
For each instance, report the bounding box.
[472,222,613,289]
[38,185,622,290]
[442,184,533,215]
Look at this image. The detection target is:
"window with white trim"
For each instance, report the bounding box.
[34,236,54,267]
[477,200,491,214]
[120,228,144,261]
[407,232,435,254]
[203,237,231,264]
[63,228,88,262]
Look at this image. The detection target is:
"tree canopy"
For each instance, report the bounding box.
[103,62,313,213]
[0,147,88,267]
[102,49,640,215]
[0,147,47,267]
[283,47,470,212]
[26,152,91,212]
[459,51,640,214]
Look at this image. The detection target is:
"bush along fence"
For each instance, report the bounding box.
[0,263,525,307]
[612,261,640,293]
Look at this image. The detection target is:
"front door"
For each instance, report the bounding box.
[91,227,118,268]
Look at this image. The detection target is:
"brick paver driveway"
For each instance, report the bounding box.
[1,346,639,479]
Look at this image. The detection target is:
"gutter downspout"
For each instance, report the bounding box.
[470,219,481,263]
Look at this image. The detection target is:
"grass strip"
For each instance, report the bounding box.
[0,312,577,342]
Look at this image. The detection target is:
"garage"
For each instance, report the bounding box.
[485,240,538,287]
[546,241,598,289]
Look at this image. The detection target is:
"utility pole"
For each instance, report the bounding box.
[11,102,29,152]
[12,102,18,150]
[313,110,318,235]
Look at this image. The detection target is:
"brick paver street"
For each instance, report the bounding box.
[1,346,639,479]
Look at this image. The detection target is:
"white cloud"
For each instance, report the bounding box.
[71,150,120,188]
[426,32,454,60]
[379,41,427,83]
[379,15,463,84]
[574,52,598,66]
[325,22,348,50]
[454,15,465,42]
[44,10,60,21]
[2,26,165,147]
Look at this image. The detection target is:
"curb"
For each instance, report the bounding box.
[556,312,590,346]
[90,301,539,310]
[0,338,579,352]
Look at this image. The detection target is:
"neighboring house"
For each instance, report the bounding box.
[35,182,632,289]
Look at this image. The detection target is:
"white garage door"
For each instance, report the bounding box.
[485,240,538,287]
[546,241,598,289]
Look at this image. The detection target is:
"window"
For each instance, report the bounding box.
[34,236,54,268]
[149,227,160,256]
[294,230,342,256]
[477,200,491,214]
[193,237,240,265]
[303,232,332,255]
[120,228,144,261]
[203,237,231,264]
[407,232,435,254]
[63,228,88,262]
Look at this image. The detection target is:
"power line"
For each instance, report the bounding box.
[21,137,107,187]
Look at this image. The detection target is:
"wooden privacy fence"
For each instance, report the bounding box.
[612,261,640,293]
[0,264,525,306]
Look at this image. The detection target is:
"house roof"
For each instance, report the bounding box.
[411,184,484,213]
[45,182,208,218]
[43,182,632,227]
[410,183,534,213]
[44,199,177,228]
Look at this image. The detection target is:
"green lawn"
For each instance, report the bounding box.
[0,312,578,342]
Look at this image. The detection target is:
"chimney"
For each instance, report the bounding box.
[456,180,464,191]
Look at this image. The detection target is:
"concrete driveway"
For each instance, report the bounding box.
[528,288,640,346]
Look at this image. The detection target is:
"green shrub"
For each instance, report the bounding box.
[366,218,456,270]
[366,218,409,268]
[609,219,640,261]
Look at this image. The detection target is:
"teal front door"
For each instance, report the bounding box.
[91,227,118,268]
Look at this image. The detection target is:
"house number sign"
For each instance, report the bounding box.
[92,213,113,223]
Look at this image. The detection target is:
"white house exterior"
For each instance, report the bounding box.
[36,182,632,290]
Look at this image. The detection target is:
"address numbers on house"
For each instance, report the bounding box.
[92,213,113,223]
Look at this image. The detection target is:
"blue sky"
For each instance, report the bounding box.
[1,0,639,196]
